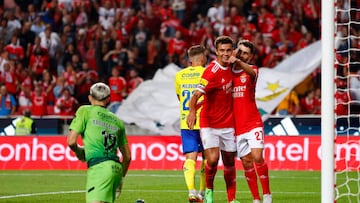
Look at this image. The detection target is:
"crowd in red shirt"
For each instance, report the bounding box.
[0,0,357,117]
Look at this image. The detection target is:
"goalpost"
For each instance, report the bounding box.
[321,0,335,202]
[322,0,360,202]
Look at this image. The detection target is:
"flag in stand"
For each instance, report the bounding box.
[256,41,321,117]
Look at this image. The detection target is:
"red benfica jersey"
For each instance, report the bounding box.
[197,60,233,128]
[232,66,263,135]
[108,76,127,102]
[31,92,48,116]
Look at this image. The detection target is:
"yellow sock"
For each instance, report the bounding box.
[199,159,206,192]
[183,159,196,191]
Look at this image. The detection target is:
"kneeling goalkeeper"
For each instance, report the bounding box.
[67,82,131,203]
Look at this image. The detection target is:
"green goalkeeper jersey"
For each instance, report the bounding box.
[69,105,128,168]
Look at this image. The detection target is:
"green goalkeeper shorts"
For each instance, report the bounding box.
[86,160,123,203]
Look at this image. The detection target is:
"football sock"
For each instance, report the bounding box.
[183,159,196,191]
[205,161,217,189]
[199,159,206,193]
[255,161,271,195]
[244,166,260,200]
[223,165,237,201]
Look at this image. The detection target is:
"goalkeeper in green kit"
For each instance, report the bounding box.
[67,82,131,203]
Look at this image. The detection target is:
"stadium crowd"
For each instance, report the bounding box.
[0,0,358,117]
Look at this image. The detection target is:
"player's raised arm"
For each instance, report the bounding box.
[233,40,257,79]
[186,90,202,130]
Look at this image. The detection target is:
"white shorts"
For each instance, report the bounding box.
[200,127,236,152]
[236,127,264,158]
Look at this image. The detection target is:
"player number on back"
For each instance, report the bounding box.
[182,90,195,111]
[102,130,117,151]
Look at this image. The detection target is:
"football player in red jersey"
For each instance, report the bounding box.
[230,40,272,203]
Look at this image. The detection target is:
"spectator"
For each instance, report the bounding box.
[18,21,36,61]
[31,84,48,116]
[127,68,143,95]
[39,24,60,74]
[29,44,50,80]
[171,0,186,21]
[4,35,24,63]
[3,10,21,45]
[335,80,350,116]
[39,25,60,59]
[30,16,46,36]
[108,66,127,113]
[2,62,18,95]
[75,62,99,104]
[98,0,116,30]
[60,43,78,74]
[18,83,32,108]
[349,70,360,113]
[160,29,187,62]
[349,70,360,101]
[61,62,77,94]
[27,36,49,60]
[41,69,56,105]
[54,87,79,116]
[129,18,151,68]
[84,39,99,72]
[53,75,67,99]
[0,50,10,75]
[0,84,17,116]
[102,40,130,77]
[300,89,321,114]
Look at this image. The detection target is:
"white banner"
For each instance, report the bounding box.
[116,41,322,135]
[256,41,321,114]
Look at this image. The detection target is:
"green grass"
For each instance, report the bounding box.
[0,170,358,203]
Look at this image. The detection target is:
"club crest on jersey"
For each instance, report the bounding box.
[240,76,247,83]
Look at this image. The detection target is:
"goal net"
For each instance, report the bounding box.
[333,0,360,202]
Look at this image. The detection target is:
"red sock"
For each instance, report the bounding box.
[224,165,237,201]
[255,161,271,195]
[205,162,217,189]
[244,167,260,200]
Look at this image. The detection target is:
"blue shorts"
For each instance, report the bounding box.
[181,129,204,154]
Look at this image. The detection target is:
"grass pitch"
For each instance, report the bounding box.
[0,170,357,203]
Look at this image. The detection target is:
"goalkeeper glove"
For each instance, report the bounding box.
[74,146,86,162]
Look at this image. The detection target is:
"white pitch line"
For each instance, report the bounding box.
[0,190,85,199]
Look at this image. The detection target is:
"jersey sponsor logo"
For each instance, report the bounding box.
[223,81,232,94]
[181,72,201,79]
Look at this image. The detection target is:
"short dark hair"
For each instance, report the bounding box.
[187,45,206,58]
[214,36,234,49]
[237,40,255,54]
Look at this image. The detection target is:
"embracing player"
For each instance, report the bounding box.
[230,40,272,203]
[187,36,239,203]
